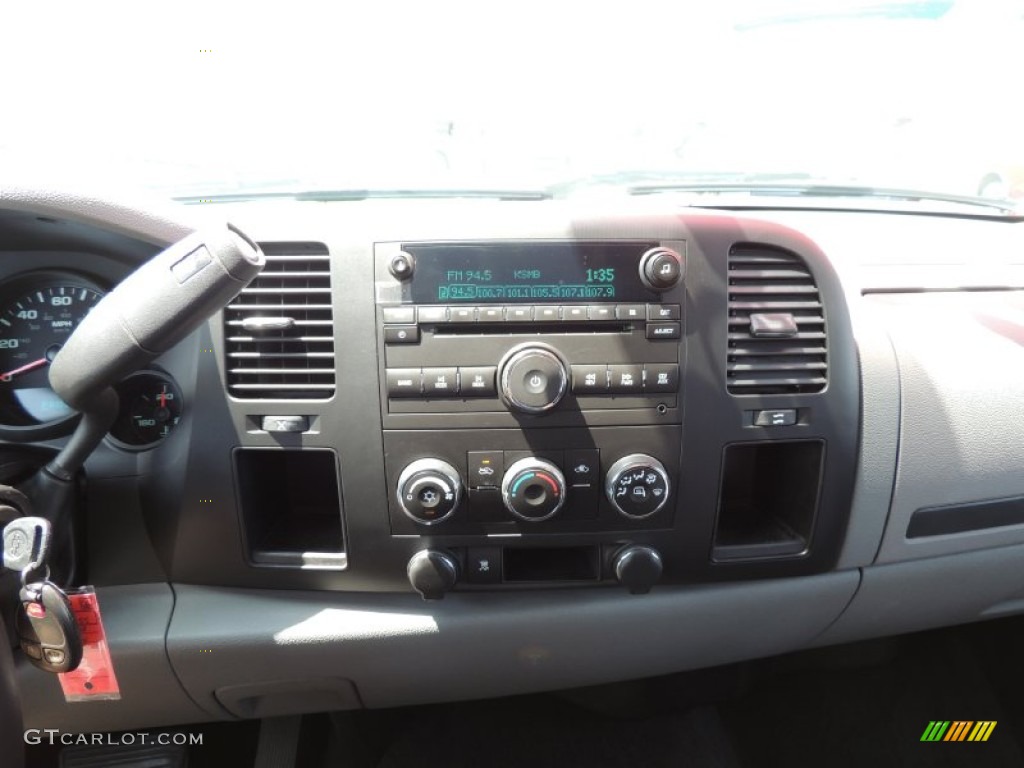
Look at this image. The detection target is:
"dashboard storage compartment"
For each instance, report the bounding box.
[502,545,601,582]
[233,448,346,568]
[712,440,824,562]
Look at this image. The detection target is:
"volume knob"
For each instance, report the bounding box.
[498,344,569,415]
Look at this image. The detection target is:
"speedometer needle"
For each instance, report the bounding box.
[0,357,49,382]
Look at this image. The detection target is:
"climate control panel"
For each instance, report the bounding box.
[383,426,680,536]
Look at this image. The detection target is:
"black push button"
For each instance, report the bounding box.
[384,325,420,344]
[450,306,477,323]
[382,306,415,323]
[386,368,423,397]
[417,306,448,323]
[587,305,615,321]
[754,409,798,427]
[644,364,679,393]
[465,547,502,584]
[564,449,600,485]
[647,304,680,321]
[478,306,504,322]
[506,306,534,322]
[423,368,459,396]
[608,364,643,394]
[646,322,681,340]
[460,366,497,396]
[468,451,503,487]
[563,306,588,321]
[572,365,608,393]
[615,304,646,321]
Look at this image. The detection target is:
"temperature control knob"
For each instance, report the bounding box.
[605,454,671,519]
[639,247,684,291]
[498,344,568,415]
[501,457,566,522]
[396,459,463,525]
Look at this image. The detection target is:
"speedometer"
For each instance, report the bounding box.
[0,275,104,429]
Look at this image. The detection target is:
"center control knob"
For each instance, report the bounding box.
[501,457,566,522]
[605,454,671,519]
[396,458,463,525]
[498,343,569,415]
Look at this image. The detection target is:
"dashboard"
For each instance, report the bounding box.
[3,187,1024,734]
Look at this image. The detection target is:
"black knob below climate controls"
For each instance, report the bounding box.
[396,459,463,525]
[501,458,567,522]
[639,247,684,291]
[407,550,459,600]
[605,454,671,519]
[613,545,663,594]
[498,344,568,415]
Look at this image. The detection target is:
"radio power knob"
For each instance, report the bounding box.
[498,344,569,415]
[639,247,684,291]
[396,458,463,525]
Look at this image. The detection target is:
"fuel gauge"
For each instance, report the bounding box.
[109,372,184,449]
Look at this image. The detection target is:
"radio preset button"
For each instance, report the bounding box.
[478,306,504,322]
[615,304,646,321]
[506,306,534,322]
[417,306,448,323]
[587,305,615,321]
[382,306,415,323]
[646,322,681,340]
[572,365,608,393]
[563,306,588,321]
[608,364,644,394]
[450,306,476,323]
[386,368,423,397]
[647,304,681,321]
[644,364,679,393]
[384,325,420,344]
[459,366,497,396]
[423,367,459,396]
[535,305,560,322]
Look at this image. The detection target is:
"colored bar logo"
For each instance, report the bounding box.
[921,721,996,742]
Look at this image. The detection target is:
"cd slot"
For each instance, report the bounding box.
[434,322,633,336]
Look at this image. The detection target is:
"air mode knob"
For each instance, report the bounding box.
[501,457,567,522]
[605,454,671,519]
[639,247,684,291]
[498,344,569,415]
[396,458,463,525]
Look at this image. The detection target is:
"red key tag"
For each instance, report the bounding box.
[57,588,121,702]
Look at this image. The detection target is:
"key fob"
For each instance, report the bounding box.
[17,581,83,673]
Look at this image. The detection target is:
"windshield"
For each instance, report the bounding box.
[4,0,1022,204]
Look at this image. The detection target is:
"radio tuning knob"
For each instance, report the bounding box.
[498,343,569,415]
[639,247,684,291]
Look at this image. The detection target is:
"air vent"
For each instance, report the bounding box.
[727,244,826,395]
[224,242,335,399]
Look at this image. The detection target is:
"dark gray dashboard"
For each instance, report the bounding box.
[3,186,1024,732]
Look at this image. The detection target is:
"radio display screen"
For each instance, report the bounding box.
[404,242,660,304]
